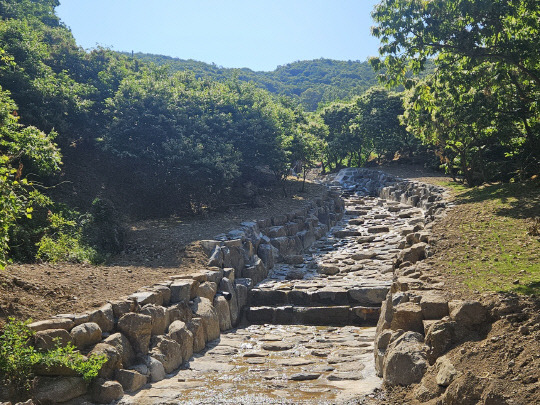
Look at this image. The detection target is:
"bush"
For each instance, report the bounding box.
[35,210,99,264]
[0,318,106,399]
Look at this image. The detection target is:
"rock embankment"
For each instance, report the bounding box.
[3,189,345,404]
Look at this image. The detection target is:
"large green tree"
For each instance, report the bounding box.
[371,0,540,183]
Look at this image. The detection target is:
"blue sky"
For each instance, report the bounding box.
[57,0,382,72]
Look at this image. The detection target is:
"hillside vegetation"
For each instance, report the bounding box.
[129,54,379,111]
[0,0,538,274]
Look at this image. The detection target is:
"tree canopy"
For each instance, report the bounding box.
[371,0,540,184]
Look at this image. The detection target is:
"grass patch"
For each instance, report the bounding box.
[439,180,540,295]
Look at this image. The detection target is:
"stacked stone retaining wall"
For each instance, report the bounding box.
[10,190,345,404]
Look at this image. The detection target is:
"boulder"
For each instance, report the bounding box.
[70,322,102,350]
[129,290,163,306]
[448,300,488,326]
[374,329,394,376]
[204,268,224,285]
[257,243,276,270]
[213,296,232,331]
[197,282,218,301]
[425,319,456,364]
[103,332,135,368]
[219,278,239,326]
[147,356,166,382]
[317,264,339,275]
[420,291,449,320]
[435,356,459,387]
[166,301,193,324]
[440,371,483,405]
[349,286,389,306]
[33,376,87,403]
[140,304,168,335]
[91,379,124,403]
[152,285,171,306]
[89,343,122,379]
[168,320,194,362]
[117,313,153,354]
[187,319,206,353]
[28,319,74,332]
[397,243,427,264]
[170,280,192,303]
[207,245,224,267]
[190,297,220,342]
[383,331,427,386]
[111,298,138,319]
[115,369,147,393]
[150,336,183,373]
[34,329,73,351]
[390,302,424,334]
[87,304,115,333]
[235,283,249,310]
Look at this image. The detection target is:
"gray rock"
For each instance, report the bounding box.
[115,368,147,393]
[318,264,339,275]
[190,297,220,342]
[147,356,166,382]
[70,322,102,350]
[168,320,194,362]
[140,304,168,336]
[219,277,239,326]
[103,332,135,368]
[207,245,224,267]
[33,376,87,403]
[398,243,427,264]
[117,313,153,354]
[197,281,217,301]
[448,300,487,326]
[89,342,122,379]
[420,291,449,320]
[166,301,193,324]
[88,304,114,332]
[435,356,458,387]
[129,290,163,307]
[425,319,456,363]
[213,295,232,331]
[152,285,171,306]
[28,319,74,332]
[110,298,137,320]
[170,280,192,303]
[289,372,320,381]
[390,302,424,334]
[91,379,124,403]
[187,318,206,353]
[34,329,73,351]
[383,331,427,386]
[150,336,183,374]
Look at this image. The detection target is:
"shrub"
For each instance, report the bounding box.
[0,318,106,398]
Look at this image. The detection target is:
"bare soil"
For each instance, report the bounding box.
[0,178,327,327]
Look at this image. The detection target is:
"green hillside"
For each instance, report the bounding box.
[130,54,379,111]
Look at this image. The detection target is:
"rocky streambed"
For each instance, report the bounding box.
[10,169,449,405]
[119,173,438,404]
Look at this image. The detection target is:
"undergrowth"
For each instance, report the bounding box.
[0,318,106,398]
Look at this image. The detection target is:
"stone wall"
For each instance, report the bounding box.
[16,190,345,404]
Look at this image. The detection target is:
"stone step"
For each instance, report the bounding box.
[245,305,380,326]
[250,286,389,307]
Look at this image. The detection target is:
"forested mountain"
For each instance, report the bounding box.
[130,54,379,111]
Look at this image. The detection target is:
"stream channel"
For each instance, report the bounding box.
[119,182,424,404]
